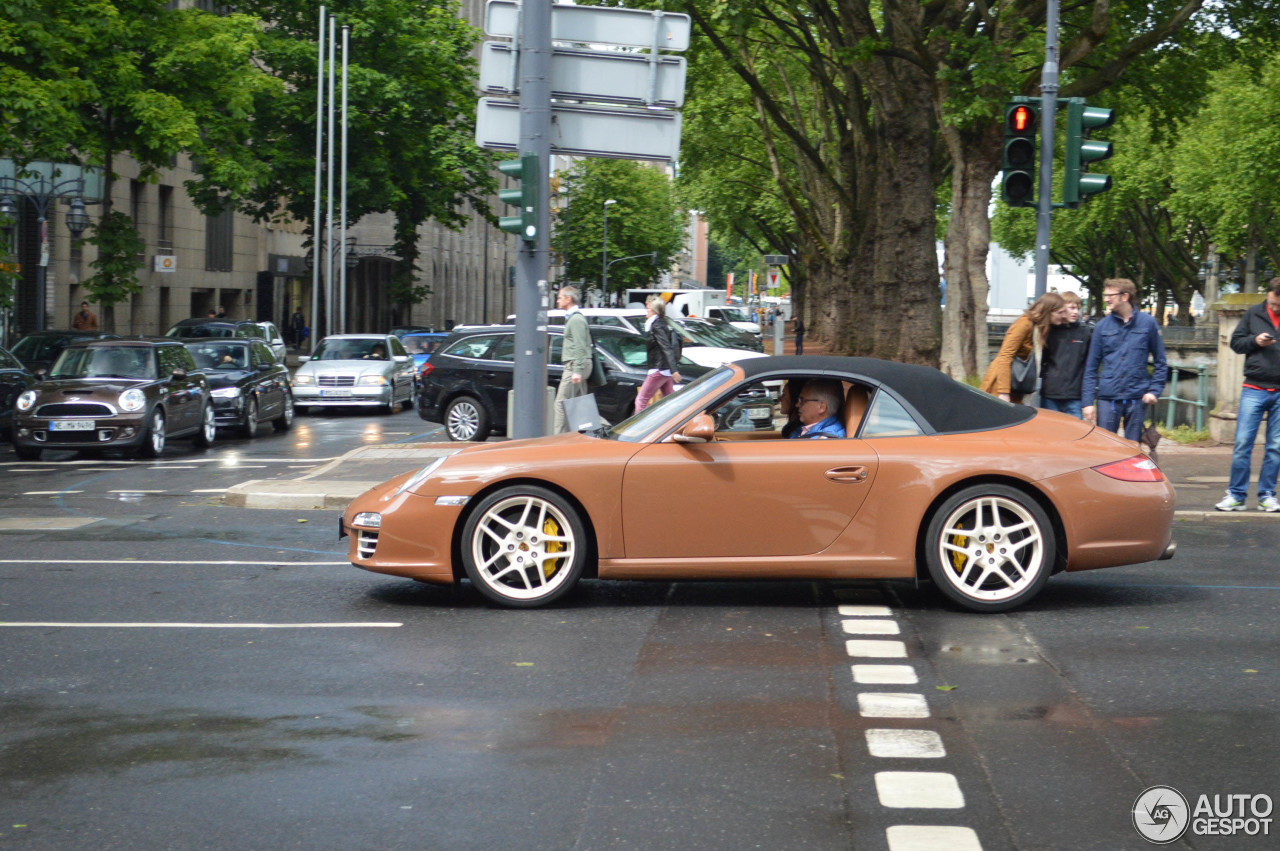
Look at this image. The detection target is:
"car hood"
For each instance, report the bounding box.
[34,377,151,396]
[297,360,393,375]
[205,370,253,387]
[681,346,765,368]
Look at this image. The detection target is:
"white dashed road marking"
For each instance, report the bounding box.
[838,604,892,617]
[858,692,931,718]
[886,826,982,851]
[866,729,946,758]
[875,772,965,808]
[841,618,900,634]
[845,639,907,657]
[852,664,918,684]
[0,622,401,629]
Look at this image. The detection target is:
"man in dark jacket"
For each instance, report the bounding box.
[1216,278,1280,512]
[1040,291,1091,418]
[1081,278,1168,440]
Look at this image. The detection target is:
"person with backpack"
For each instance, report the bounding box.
[635,295,683,412]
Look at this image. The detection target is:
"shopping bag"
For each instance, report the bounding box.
[562,390,602,432]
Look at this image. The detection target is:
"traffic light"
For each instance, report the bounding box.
[1063,98,1114,207]
[498,154,540,242]
[1001,99,1039,207]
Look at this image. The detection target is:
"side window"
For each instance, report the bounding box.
[388,337,407,357]
[489,336,516,363]
[157,346,182,374]
[548,335,563,363]
[252,342,275,364]
[861,391,924,438]
[589,317,623,328]
[442,335,499,360]
[0,348,20,369]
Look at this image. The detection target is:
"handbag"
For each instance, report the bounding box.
[1009,353,1037,395]
[562,385,602,433]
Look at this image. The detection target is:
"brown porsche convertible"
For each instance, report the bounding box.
[341,356,1175,612]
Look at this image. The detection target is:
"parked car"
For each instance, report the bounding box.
[164,319,287,362]
[705,304,763,335]
[390,325,439,338]
[418,324,709,442]
[10,330,119,376]
[522,309,765,364]
[291,333,416,413]
[674,316,764,353]
[12,338,215,460]
[184,339,294,437]
[0,346,36,441]
[345,355,1177,612]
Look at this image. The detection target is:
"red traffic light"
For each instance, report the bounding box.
[1008,105,1035,134]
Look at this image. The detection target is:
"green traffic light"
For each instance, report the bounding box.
[498,154,540,241]
[1063,99,1114,206]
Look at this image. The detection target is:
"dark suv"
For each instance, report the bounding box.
[12,338,215,459]
[418,325,708,441]
[165,319,286,362]
[10,329,120,376]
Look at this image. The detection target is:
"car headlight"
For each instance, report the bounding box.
[358,374,388,386]
[118,388,146,412]
[210,387,241,399]
[394,456,447,496]
[293,373,315,385]
[16,390,37,412]
[352,512,381,528]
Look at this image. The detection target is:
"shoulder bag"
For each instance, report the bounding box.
[1009,353,1037,395]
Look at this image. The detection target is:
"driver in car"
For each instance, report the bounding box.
[364,344,388,360]
[788,379,846,439]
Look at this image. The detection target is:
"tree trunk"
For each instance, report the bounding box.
[940,125,1001,379]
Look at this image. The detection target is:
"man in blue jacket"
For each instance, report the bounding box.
[1216,278,1280,512]
[787,379,846,439]
[1081,278,1168,441]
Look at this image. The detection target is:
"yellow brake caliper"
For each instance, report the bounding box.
[542,516,564,578]
[948,522,970,575]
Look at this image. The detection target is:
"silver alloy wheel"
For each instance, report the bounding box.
[446,398,481,441]
[934,494,1046,604]
[146,410,166,456]
[242,398,258,438]
[274,392,294,430]
[468,494,578,602]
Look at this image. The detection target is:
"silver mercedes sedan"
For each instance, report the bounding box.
[291,334,416,413]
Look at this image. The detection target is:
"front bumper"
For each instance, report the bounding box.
[294,385,391,407]
[13,414,150,450]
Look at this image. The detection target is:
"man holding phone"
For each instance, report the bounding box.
[1218,278,1280,511]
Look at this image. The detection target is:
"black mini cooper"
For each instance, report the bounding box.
[12,338,216,460]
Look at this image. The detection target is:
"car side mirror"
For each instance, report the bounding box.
[672,413,715,444]
[297,355,311,363]
[171,367,188,380]
[393,354,410,363]
[34,367,47,379]
[258,362,272,372]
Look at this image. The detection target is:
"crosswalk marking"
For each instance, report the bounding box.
[866,729,946,758]
[875,772,965,808]
[845,639,907,657]
[886,826,982,851]
[841,618,900,635]
[858,692,930,718]
[852,664,918,684]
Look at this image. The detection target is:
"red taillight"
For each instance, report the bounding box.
[1093,455,1164,482]
[419,362,434,379]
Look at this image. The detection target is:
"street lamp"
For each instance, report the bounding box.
[602,199,617,299]
[0,170,92,332]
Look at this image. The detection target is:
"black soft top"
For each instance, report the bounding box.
[738,355,1036,434]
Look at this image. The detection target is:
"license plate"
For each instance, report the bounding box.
[321,389,352,398]
[50,420,95,431]
[745,406,772,420]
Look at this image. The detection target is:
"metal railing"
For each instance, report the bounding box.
[1159,363,1211,431]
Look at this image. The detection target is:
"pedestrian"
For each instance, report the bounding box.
[1215,277,1280,512]
[1039,291,1092,418]
[289,307,306,349]
[553,285,593,434]
[794,316,805,356]
[980,292,1070,404]
[1081,278,1168,440]
[216,305,227,319]
[635,295,682,412]
[71,301,98,331]
[207,308,218,319]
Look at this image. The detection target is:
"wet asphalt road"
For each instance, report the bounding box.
[0,413,1276,851]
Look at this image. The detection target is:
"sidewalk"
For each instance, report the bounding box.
[222,431,1277,521]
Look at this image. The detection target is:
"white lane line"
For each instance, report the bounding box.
[838,604,892,617]
[875,772,965,808]
[853,664,918,685]
[866,729,946,758]
[109,490,166,494]
[846,639,907,658]
[23,491,83,495]
[887,826,982,850]
[858,692,930,718]
[149,465,196,470]
[191,488,229,493]
[0,559,347,566]
[0,622,401,629]
[842,618,900,635]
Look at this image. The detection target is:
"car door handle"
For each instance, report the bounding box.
[824,466,868,484]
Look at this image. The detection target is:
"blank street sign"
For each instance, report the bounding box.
[476,98,682,162]
[485,0,691,51]
[480,43,687,109]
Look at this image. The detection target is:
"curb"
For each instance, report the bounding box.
[222,480,379,510]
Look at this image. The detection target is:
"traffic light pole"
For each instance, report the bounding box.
[511,0,553,438]
[1033,0,1059,300]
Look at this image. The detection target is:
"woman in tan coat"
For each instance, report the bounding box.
[980,292,1071,403]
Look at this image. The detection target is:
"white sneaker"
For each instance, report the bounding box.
[1215,495,1247,512]
[1259,496,1280,513]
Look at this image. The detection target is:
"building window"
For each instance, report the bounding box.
[205,205,234,272]
[157,185,173,254]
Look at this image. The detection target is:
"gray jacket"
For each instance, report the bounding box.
[561,309,593,378]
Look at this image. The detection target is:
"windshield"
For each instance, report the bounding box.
[593,334,649,368]
[715,307,751,323]
[674,320,740,349]
[12,334,79,362]
[608,367,736,442]
[186,342,249,369]
[51,347,157,380]
[312,339,389,360]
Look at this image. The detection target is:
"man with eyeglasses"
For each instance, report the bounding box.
[1215,277,1280,512]
[1081,278,1168,441]
[787,379,846,439]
